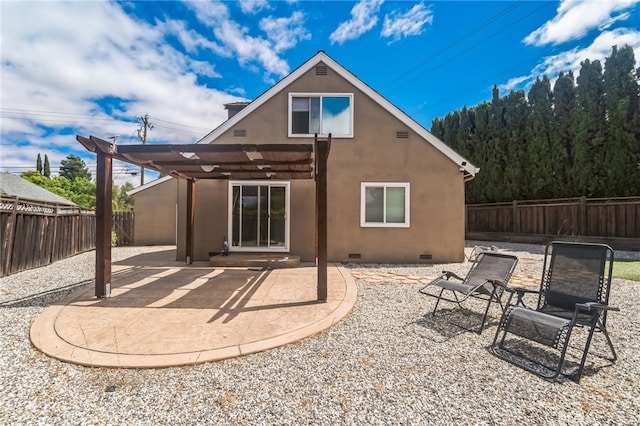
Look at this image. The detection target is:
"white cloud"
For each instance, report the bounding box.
[156,19,229,57]
[505,28,640,93]
[330,0,384,45]
[0,1,243,187]
[523,0,639,46]
[498,76,530,94]
[260,11,311,52]
[239,0,271,15]
[381,2,433,43]
[186,0,293,77]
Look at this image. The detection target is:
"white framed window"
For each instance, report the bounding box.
[288,93,353,138]
[360,182,410,228]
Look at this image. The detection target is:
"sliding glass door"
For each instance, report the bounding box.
[229,182,289,251]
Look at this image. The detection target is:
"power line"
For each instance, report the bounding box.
[382,0,527,90]
[408,53,544,117]
[150,115,210,131]
[394,1,554,90]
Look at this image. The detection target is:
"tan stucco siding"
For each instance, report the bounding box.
[133,178,178,246]
[325,89,465,263]
[168,63,466,263]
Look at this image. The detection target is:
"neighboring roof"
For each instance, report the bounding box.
[0,173,77,206]
[129,50,477,196]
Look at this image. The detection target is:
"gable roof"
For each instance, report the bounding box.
[0,173,77,206]
[198,50,477,177]
[130,51,477,195]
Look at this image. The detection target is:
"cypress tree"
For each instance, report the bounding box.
[43,155,51,178]
[603,45,640,196]
[36,153,42,175]
[527,76,564,199]
[502,89,529,200]
[573,59,607,196]
[553,71,577,196]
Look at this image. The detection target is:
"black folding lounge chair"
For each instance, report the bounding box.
[419,252,519,334]
[491,241,619,383]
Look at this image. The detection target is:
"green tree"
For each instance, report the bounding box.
[36,153,43,175]
[502,89,530,200]
[59,154,91,181]
[573,59,607,196]
[603,45,640,196]
[43,155,51,178]
[21,170,49,187]
[21,172,97,209]
[114,182,134,211]
[553,71,576,196]
[527,76,566,199]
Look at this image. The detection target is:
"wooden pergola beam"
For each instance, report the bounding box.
[95,150,113,298]
[186,179,196,264]
[115,144,313,154]
[315,136,330,302]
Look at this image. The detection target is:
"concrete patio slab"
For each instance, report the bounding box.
[30,250,357,368]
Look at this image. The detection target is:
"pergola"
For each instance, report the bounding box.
[76,135,331,302]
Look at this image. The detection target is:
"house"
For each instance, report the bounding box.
[129,51,478,264]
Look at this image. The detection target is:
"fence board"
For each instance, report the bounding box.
[0,197,97,277]
[466,197,640,250]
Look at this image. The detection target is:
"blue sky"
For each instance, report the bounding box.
[1,0,639,186]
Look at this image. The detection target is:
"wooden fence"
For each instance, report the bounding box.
[466,197,640,250]
[1,196,96,277]
[112,211,134,246]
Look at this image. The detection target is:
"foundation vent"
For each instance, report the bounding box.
[419,254,432,260]
[396,131,409,139]
[315,65,328,76]
[348,253,361,259]
[234,129,247,137]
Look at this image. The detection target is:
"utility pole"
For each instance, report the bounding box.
[136,114,153,186]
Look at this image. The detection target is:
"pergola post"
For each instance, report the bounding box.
[95,150,112,298]
[315,136,330,302]
[186,178,196,264]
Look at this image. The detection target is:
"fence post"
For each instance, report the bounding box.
[512,200,519,234]
[579,196,587,236]
[2,197,19,277]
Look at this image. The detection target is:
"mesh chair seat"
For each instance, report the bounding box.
[430,277,493,296]
[419,252,518,334]
[503,307,571,349]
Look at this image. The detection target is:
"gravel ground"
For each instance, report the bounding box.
[1,242,639,425]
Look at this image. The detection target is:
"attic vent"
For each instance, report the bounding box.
[234,129,247,137]
[348,253,361,259]
[420,254,432,260]
[396,131,409,139]
[315,65,328,75]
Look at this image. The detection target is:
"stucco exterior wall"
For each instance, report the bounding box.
[167,63,466,263]
[133,178,178,246]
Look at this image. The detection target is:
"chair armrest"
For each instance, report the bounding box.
[487,279,506,288]
[442,271,464,281]
[576,302,620,313]
[503,286,538,307]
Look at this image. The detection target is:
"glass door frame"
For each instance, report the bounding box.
[227,180,291,253]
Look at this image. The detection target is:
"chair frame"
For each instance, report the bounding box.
[419,251,519,334]
[490,241,619,383]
